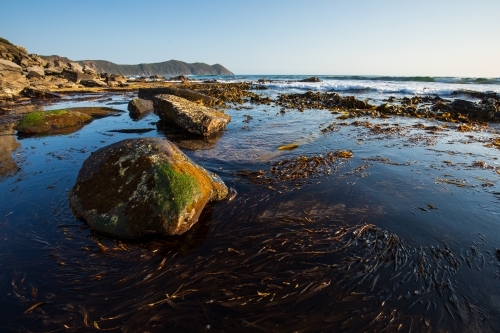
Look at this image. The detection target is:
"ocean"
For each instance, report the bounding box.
[193,74,500,101]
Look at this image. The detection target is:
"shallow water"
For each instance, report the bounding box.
[1,86,500,332]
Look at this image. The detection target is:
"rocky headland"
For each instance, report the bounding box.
[45,58,234,77]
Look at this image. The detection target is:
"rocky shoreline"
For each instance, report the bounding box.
[2,37,500,239]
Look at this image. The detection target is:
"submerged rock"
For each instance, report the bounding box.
[14,110,92,135]
[69,138,228,238]
[153,94,230,137]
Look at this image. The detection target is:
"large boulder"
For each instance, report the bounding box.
[44,59,67,75]
[82,64,98,76]
[67,62,83,72]
[128,98,153,116]
[62,68,96,83]
[62,68,83,83]
[69,138,228,238]
[153,94,230,137]
[0,59,29,99]
[26,65,45,79]
[139,87,219,106]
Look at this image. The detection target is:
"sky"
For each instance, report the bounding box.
[1,0,499,77]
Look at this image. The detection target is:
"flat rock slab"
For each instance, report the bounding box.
[15,110,92,135]
[69,138,228,239]
[153,94,230,138]
[14,107,122,135]
[139,87,219,106]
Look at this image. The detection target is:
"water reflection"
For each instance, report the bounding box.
[129,109,153,121]
[0,123,20,179]
[156,120,221,150]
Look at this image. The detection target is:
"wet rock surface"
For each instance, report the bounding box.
[127,97,153,116]
[153,94,230,137]
[14,110,92,135]
[299,76,321,82]
[13,107,121,135]
[69,138,228,238]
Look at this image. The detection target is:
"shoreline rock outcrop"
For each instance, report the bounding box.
[153,94,230,137]
[0,59,29,99]
[69,138,228,239]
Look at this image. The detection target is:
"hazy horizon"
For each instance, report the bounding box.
[2,0,499,77]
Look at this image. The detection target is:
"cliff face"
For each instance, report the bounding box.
[41,57,233,76]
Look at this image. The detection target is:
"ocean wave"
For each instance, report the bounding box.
[195,75,500,86]
[257,80,500,98]
[320,76,500,85]
[190,75,500,99]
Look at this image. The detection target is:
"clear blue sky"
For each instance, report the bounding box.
[1,0,499,76]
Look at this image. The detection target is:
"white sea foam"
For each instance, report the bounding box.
[191,75,500,100]
[261,80,500,97]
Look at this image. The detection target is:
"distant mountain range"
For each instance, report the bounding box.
[40,56,233,76]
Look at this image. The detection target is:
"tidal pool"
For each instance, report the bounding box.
[1,91,500,332]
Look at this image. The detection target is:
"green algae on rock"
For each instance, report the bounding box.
[14,109,92,135]
[14,107,123,135]
[68,138,228,239]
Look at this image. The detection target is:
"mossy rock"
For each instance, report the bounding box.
[14,107,123,135]
[14,110,92,135]
[69,138,228,239]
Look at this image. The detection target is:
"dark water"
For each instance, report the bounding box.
[1,89,500,332]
